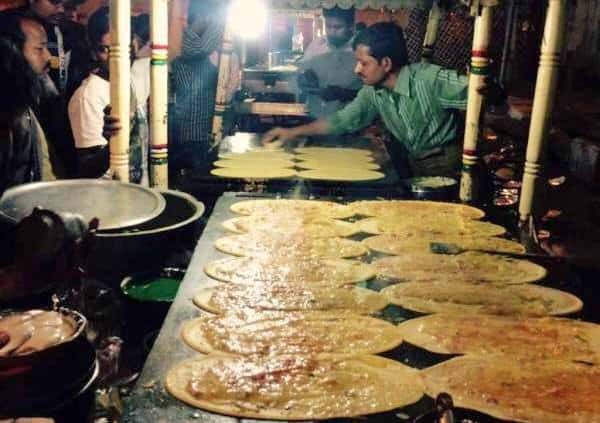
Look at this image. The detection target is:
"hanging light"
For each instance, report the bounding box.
[229,0,269,40]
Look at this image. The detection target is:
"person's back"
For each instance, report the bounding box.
[170,0,239,171]
[171,54,219,170]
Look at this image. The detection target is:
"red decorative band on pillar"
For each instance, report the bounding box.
[151,144,168,150]
[463,149,477,156]
[151,44,169,50]
[471,50,488,58]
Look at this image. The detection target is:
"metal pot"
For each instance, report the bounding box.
[401,177,459,201]
[0,308,97,419]
[87,190,205,279]
[0,180,165,231]
[0,308,87,371]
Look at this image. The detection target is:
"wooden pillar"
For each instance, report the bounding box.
[422,1,442,62]
[519,0,567,222]
[459,4,494,203]
[150,0,169,188]
[212,20,234,145]
[109,0,131,182]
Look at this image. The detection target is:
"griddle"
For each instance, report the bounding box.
[174,135,405,199]
[122,192,595,423]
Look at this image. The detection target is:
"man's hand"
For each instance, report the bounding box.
[102,106,122,140]
[477,76,507,107]
[262,127,297,146]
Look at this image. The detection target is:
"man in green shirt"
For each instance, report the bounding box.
[263,22,487,177]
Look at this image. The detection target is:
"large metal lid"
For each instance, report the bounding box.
[0,180,166,231]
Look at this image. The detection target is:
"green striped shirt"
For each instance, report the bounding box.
[327,62,468,155]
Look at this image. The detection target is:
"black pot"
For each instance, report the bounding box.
[401,177,459,201]
[87,190,205,280]
[120,267,185,343]
[0,308,87,371]
[0,308,97,420]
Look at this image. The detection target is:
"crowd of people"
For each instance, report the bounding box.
[0,1,503,197]
[0,0,232,196]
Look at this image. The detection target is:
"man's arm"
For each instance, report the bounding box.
[262,119,330,145]
[262,87,378,145]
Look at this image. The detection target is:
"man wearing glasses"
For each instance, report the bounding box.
[68,7,150,184]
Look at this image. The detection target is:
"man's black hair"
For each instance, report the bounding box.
[352,22,408,70]
[87,6,109,47]
[355,22,367,32]
[187,0,224,25]
[133,14,150,45]
[0,11,42,119]
[323,6,355,26]
[0,10,29,51]
[65,0,86,7]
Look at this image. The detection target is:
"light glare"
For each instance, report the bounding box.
[229,0,268,40]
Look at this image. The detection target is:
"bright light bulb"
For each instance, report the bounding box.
[229,0,268,40]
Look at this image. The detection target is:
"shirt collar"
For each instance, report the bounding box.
[393,66,411,97]
[374,66,411,98]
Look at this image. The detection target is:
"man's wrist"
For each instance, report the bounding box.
[289,127,302,138]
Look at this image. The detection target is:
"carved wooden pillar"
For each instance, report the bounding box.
[109,0,131,182]
[422,1,442,62]
[150,0,169,188]
[459,3,494,202]
[519,0,567,221]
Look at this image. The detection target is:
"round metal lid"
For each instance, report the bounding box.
[0,180,166,231]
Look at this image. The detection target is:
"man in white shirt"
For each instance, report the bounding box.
[299,7,362,118]
[68,7,149,183]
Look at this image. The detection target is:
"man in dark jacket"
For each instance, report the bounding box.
[25,0,87,177]
[0,11,56,196]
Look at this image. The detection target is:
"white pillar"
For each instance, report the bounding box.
[109,0,131,182]
[150,0,169,188]
[519,0,568,221]
[459,5,493,202]
[422,1,442,62]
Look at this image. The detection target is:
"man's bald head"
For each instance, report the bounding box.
[20,18,51,75]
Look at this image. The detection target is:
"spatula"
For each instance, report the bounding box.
[429,242,599,269]
[429,241,550,259]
